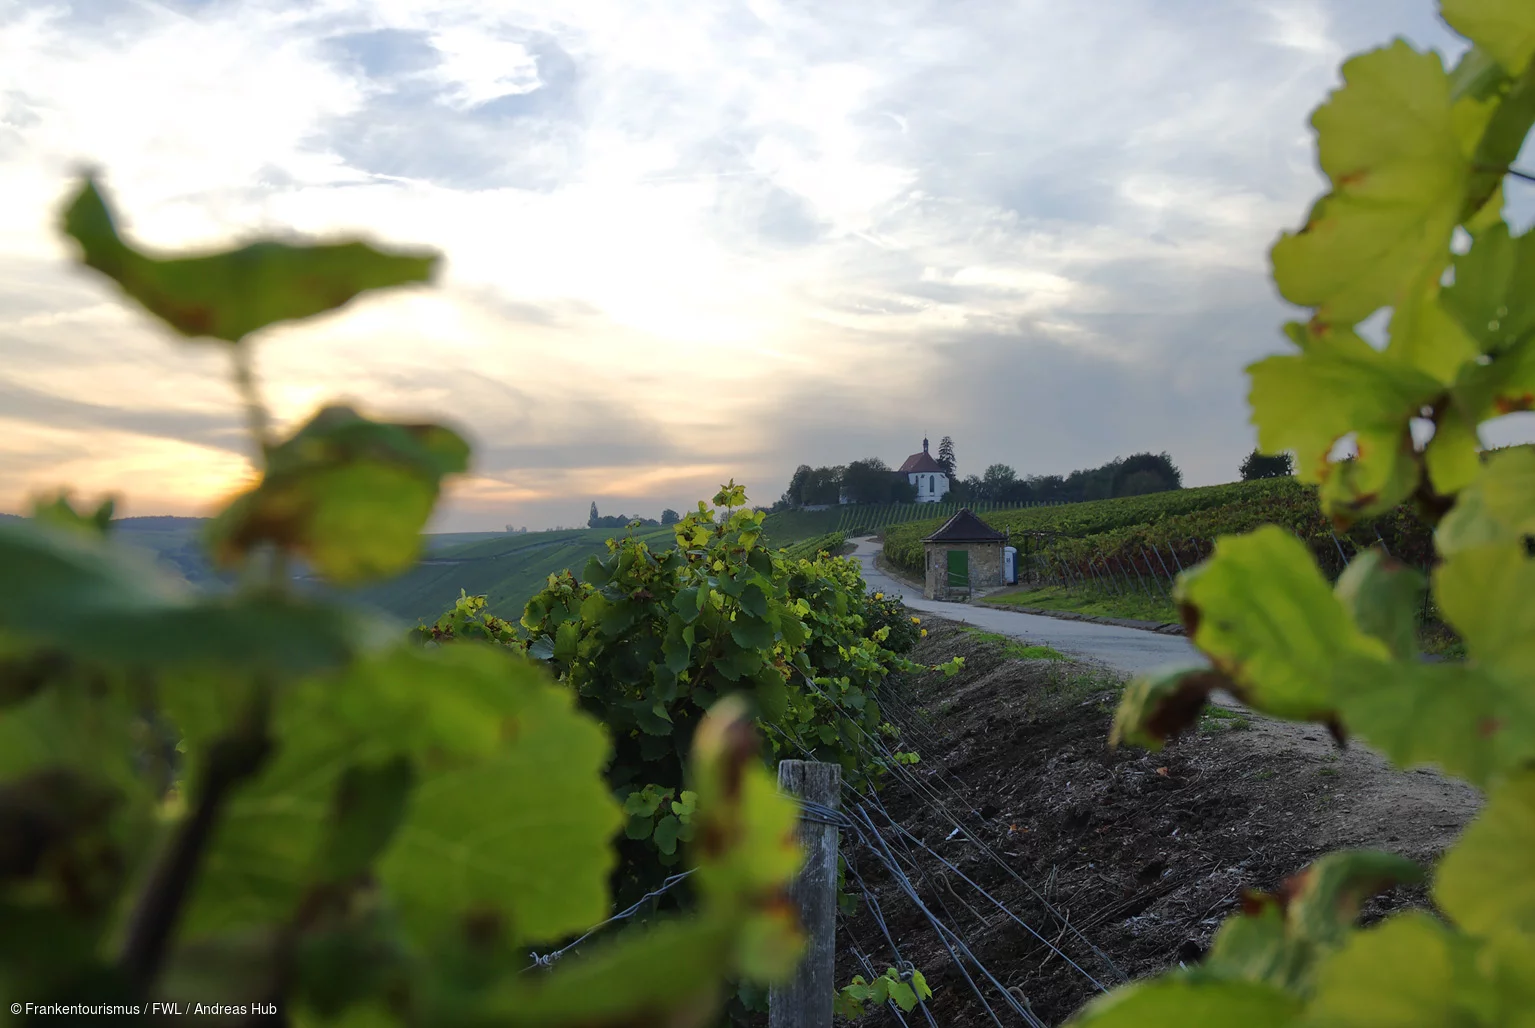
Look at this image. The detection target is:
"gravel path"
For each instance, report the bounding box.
[851,538,1204,677]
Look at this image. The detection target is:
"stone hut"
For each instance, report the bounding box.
[923,508,1006,600]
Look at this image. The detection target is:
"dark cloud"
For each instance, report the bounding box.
[356,367,688,475]
[316,29,582,190]
[323,28,439,80]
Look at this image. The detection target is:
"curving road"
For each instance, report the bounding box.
[851,538,1205,677]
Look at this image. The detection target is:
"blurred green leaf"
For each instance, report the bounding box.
[1305,912,1488,1025]
[1441,222,1535,355]
[1268,41,1491,328]
[60,177,438,344]
[1175,526,1389,722]
[1065,977,1301,1027]
[207,405,469,585]
[314,757,415,884]
[0,519,393,674]
[1333,550,1424,660]
[1434,769,1535,941]
[1441,0,1535,76]
[1248,326,1440,524]
[29,492,115,538]
[174,644,620,946]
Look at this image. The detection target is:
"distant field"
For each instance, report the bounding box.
[342,524,678,625]
[761,499,1044,548]
[0,514,678,627]
[760,507,843,547]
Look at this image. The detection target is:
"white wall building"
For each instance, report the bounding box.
[898,438,951,503]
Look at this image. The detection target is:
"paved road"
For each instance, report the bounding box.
[851,539,1205,678]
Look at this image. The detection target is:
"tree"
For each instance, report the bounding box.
[842,458,901,504]
[937,435,956,478]
[980,463,1017,500]
[1114,451,1183,493]
[782,464,813,507]
[660,508,681,525]
[1239,448,1295,480]
[588,501,600,528]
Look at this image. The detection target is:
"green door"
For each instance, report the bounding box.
[946,549,969,589]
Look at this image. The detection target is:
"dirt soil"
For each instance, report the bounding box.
[836,618,1483,1026]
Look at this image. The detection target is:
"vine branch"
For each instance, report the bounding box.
[118,682,274,994]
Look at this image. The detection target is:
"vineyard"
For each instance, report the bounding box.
[832,499,1053,536]
[883,477,1443,584]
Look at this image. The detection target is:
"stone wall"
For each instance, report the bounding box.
[923,541,1003,599]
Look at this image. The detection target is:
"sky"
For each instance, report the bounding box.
[2,0,1533,531]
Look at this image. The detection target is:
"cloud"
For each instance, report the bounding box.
[1,0,1529,531]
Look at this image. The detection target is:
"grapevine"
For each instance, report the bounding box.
[1070,3,1535,1024]
[416,488,964,912]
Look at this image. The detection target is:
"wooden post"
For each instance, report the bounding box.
[770,760,841,1028]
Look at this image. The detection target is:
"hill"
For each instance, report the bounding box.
[339,524,678,625]
[2,512,656,624]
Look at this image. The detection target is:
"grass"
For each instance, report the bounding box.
[1198,706,1252,734]
[959,626,1066,661]
[981,584,1178,624]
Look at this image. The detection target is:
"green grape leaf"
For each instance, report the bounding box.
[1284,850,1424,949]
[1248,327,1440,522]
[1306,911,1487,1025]
[1423,406,1484,495]
[1332,658,1535,786]
[1387,278,1481,383]
[177,644,621,947]
[1064,977,1300,1027]
[1437,445,1535,554]
[653,814,682,855]
[207,405,470,586]
[1442,222,1535,355]
[753,666,790,722]
[729,612,776,651]
[313,757,415,884]
[1196,851,1420,992]
[1174,526,1388,723]
[674,587,703,623]
[1442,0,1535,77]
[1200,902,1293,986]
[0,519,394,674]
[1269,40,1493,327]
[739,582,770,618]
[1435,542,1535,673]
[60,177,438,344]
[1449,331,1535,422]
[1333,550,1424,660]
[887,978,919,1011]
[1434,769,1535,941]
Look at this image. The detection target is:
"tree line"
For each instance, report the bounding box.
[588,502,683,529]
[778,436,1187,508]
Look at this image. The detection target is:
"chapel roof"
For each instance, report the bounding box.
[898,437,946,475]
